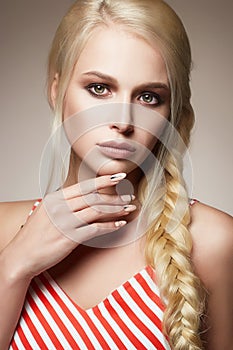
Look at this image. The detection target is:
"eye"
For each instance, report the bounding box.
[86,83,110,97]
[138,92,161,106]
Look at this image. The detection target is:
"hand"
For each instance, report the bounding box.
[3,173,136,280]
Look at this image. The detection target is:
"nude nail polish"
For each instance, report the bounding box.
[120,194,136,202]
[115,220,127,227]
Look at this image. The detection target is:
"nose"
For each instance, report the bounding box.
[109,103,134,135]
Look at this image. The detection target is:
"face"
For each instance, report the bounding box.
[60,26,170,180]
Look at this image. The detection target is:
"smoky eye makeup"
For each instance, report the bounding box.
[138,91,162,107]
[78,72,170,106]
[132,83,170,107]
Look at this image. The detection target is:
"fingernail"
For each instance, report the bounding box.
[123,204,137,212]
[115,220,127,227]
[120,194,136,202]
[110,173,126,182]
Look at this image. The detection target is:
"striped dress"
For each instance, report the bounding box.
[9,199,199,349]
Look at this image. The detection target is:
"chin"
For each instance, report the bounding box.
[75,151,145,180]
[95,159,137,176]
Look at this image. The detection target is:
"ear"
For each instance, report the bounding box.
[50,73,59,109]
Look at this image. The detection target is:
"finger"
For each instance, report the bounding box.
[69,220,127,242]
[62,173,127,199]
[68,192,135,212]
[74,204,137,226]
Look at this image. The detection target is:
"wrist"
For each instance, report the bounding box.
[0,244,33,285]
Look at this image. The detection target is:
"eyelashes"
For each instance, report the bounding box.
[138,92,162,106]
[86,83,111,97]
[85,83,163,107]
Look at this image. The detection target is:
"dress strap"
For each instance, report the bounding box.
[28,199,42,216]
[189,198,199,206]
[20,199,42,230]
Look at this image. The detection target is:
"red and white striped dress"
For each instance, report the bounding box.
[9,199,199,350]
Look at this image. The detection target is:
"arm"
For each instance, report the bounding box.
[0,174,135,348]
[0,200,35,349]
[203,249,233,350]
[189,202,233,350]
[0,256,31,350]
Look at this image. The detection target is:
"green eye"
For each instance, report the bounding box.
[93,85,106,94]
[142,94,154,103]
[87,83,110,97]
[139,92,161,106]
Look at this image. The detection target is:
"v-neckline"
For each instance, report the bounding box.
[42,265,155,313]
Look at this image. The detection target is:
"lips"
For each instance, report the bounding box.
[97,140,136,151]
[96,140,136,159]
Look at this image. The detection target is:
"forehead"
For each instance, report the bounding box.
[74,25,168,85]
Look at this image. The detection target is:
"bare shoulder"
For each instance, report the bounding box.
[0,199,36,251]
[189,200,233,289]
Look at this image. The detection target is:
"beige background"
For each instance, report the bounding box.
[0,1,232,215]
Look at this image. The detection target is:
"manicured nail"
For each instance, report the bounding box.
[120,194,136,202]
[110,173,126,182]
[115,220,127,227]
[123,204,137,212]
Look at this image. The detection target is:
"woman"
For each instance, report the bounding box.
[0,0,232,349]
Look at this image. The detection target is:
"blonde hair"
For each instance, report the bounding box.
[47,0,206,348]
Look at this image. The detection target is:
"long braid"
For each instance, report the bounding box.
[145,150,205,349]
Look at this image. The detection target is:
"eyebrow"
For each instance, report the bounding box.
[81,71,170,91]
[82,71,118,85]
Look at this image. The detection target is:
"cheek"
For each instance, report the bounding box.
[63,84,87,120]
[139,131,158,150]
[63,85,106,121]
[63,92,80,120]
[68,127,100,157]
